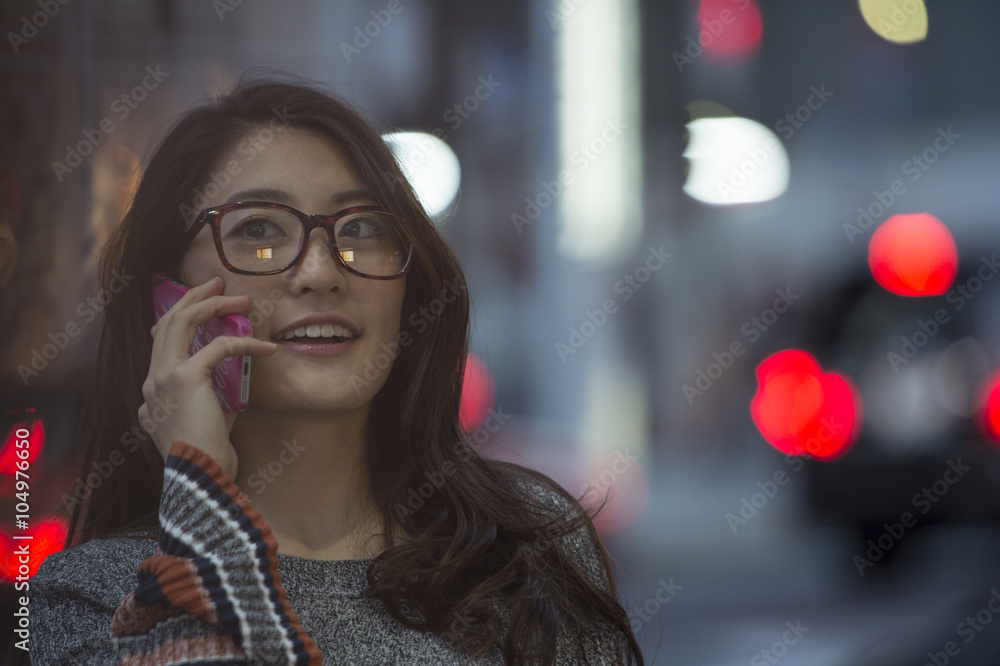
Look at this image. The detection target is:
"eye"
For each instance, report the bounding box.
[338,213,393,239]
[231,215,288,240]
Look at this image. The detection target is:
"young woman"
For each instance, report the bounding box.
[29,74,644,665]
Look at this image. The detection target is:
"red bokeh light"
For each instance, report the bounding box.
[869,213,958,297]
[697,0,763,65]
[0,517,68,581]
[459,353,496,432]
[0,419,44,475]
[750,349,862,460]
[980,371,1000,444]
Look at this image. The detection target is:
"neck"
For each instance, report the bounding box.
[230,406,384,560]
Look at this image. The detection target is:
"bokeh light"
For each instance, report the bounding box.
[0,517,67,581]
[459,353,496,432]
[683,115,790,205]
[0,418,44,476]
[980,370,1000,444]
[861,353,952,455]
[696,0,763,65]
[858,0,928,44]
[750,349,862,460]
[868,213,958,297]
[382,131,461,221]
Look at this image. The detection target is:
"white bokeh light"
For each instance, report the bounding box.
[683,116,790,206]
[382,131,461,221]
[555,0,642,265]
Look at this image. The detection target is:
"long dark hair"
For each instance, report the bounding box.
[64,71,644,665]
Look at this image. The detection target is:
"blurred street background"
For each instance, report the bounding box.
[3,1,1000,663]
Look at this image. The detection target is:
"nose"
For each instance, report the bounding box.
[285,226,350,294]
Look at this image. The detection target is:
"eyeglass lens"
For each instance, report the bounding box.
[218,207,408,276]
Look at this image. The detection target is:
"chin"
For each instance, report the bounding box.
[251,393,371,414]
[250,358,391,408]
[297,376,380,405]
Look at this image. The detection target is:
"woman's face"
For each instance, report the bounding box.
[178,126,407,414]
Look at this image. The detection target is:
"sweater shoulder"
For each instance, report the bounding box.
[493,461,614,594]
[500,462,581,516]
[32,532,157,610]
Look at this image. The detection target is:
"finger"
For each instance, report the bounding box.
[185,334,278,373]
[166,292,254,330]
[157,294,255,365]
[150,276,225,369]
[157,276,225,324]
[154,277,228,331]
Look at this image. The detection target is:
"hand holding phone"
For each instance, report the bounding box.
[143,274,277,478]
[153,272,254,411]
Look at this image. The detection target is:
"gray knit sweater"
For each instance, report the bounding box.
[29,441,625,664]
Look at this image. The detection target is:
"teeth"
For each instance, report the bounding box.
[277,323,357,340]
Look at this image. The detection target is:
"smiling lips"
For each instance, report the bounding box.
[272,323,358,342]
[272,332,358,357]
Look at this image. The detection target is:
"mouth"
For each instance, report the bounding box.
[272,323,360,344]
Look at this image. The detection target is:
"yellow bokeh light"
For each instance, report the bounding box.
[858,0,928,44]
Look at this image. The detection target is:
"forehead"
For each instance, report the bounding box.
[213,126,367,202]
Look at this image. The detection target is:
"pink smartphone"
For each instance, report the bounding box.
[152,272,252,412]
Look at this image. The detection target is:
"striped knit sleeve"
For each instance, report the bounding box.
[110,440,323,665]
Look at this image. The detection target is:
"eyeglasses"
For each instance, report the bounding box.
[182,201,414,279]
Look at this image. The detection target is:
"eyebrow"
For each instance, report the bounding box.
[225,188,376,207]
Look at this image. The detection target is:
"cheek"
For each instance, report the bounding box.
[390,286,407,329]
[227,282,286,334]
[178,249,222,287]
[369,283,406,330]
